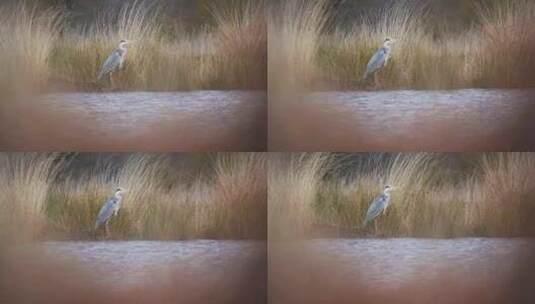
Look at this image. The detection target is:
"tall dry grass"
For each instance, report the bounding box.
[268,153,333,239]
[467,153,535,236]
[474,0,535,87]
[0,153,266,241]
[0,153,64,242]
[272,0,535,90]
[210,1,267,89]
[268,0,329,92]
[269,153,535,239]
[318,2,436,88]
[0,3,61,95]
[0,0,266,93]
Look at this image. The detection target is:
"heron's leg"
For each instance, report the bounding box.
[374,220,378,235]
[105,221,111,239]
[110,73,114,90]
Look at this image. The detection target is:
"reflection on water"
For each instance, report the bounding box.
[306,238,533,290]
[0,91,266,151]
[271,89,535,151]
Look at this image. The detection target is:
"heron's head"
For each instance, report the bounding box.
[118,40,132,48]
[383,185,394,193]
[383,38,395,48]
[115,187,126,196]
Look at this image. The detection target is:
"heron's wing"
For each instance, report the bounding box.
[98,51,121,79]
[364,194,387,224]
[95,197,117,228]
[364,47,387,76]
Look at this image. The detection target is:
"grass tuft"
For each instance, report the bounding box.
[0,3,61,95]
[0,153,64,241]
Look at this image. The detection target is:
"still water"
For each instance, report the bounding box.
[0,91,266,151]
[305,238,533,290]
[31,240,264,288]
[270,238,535,303]
[271,89,535,151]
[3,240,266,303]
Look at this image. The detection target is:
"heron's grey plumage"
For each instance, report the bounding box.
[363,194,390,226]
[98,51,124,80]
[97,40,130,81]
[362,185,393,227]
[94,188,124,231]
[95,197,120,229]
[362,39,393,81]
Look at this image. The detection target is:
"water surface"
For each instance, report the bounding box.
[0,91,266,151]
[3,240,266,303]
[271,89,535,151]
[32,240,264,288]
[304,238,533,290]
[270,238,535,303]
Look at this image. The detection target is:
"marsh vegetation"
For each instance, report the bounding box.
[0,153,266,241]
[0,0,266,95]
[269,153,535,239]
[269,0,535,90]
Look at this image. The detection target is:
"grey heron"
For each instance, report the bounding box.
[97,40,133,87]
[95,187,126,237]
[362,185,395,231]
[362,38,395,85]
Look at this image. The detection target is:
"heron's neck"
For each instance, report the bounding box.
[115,193,123,200]
[118,45,127,55]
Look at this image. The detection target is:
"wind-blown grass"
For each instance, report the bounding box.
[269,153,535,239]
[0,0,266,94]
[473,0,535,87]
[272,0,535,90]
[0,153,63,241]
[210,1,267,89]
[0,3,61,95]
[268,0,329,92]
[0,153,266,241]
[268,153,332,240]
